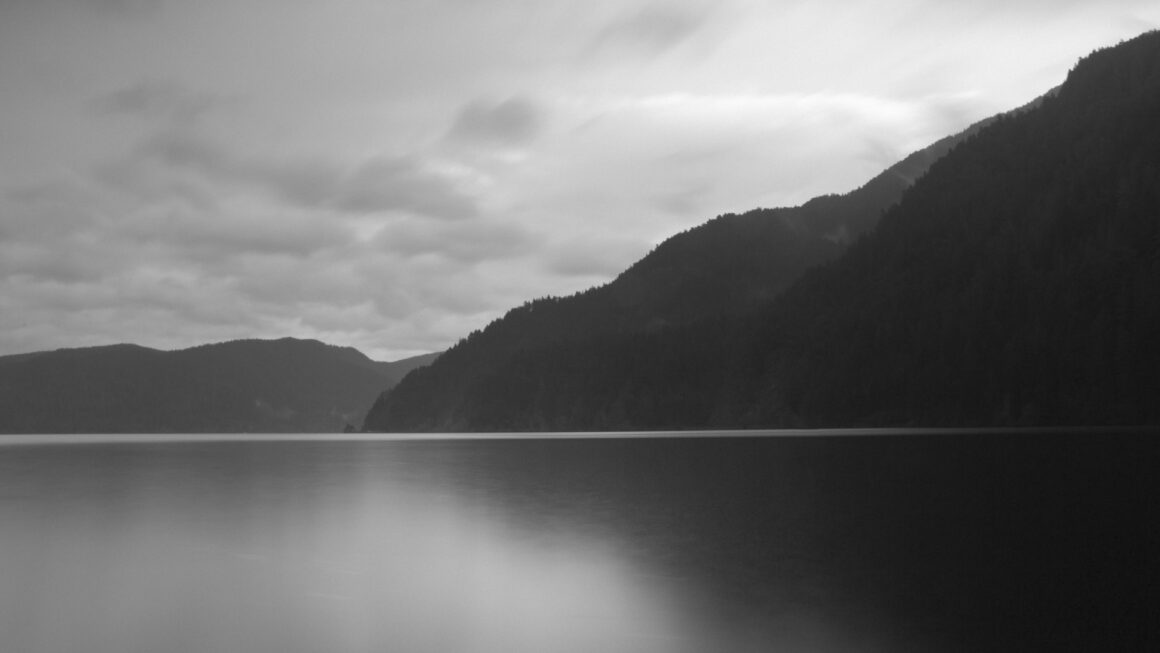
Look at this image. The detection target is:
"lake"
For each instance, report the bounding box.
[1,430,1156,653]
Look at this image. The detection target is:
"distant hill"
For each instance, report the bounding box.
[365,31,1160,431]
[0,338,436,433]
[379,351,442,381]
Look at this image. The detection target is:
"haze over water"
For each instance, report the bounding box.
[1,431,1155,652]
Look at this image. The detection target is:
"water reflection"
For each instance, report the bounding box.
[1,433,1156,653]
[1,442,697,653]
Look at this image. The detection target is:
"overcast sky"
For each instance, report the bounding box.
[1,0,1156,360]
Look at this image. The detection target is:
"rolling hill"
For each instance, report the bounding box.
[0,338,436,433]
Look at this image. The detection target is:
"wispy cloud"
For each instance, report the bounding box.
[375,217,539,264]
[588,3,711,59]
[93,79,222,124]
[133,130,480,220]
[447,96,544,147]
[335,156,481,219]
[542,235,650,279]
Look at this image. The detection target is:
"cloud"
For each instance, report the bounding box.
[375,217,539,264]
[652,182,713,217]
[588,3,709,59]
[135,130,335,206]
[93,79,220,124]
[336,156,481,219]
[1,241,107,285]
[0,0,163,19]
[0,117,536,361]
[6,177,100,214]
[92,156,224,213]
[542,236,649,278]
[136,130,480,219]
[84,0,164,16]
[1,183,329,295]
[0,180,496,361]
[5,0,1157,363]
[447,96,544,146]
[123,206,352,262]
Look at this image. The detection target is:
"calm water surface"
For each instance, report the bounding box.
[1,431,1156,653]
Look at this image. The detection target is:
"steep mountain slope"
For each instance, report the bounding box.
[362,104,1006,431]
[0,338,428,433]
[366,31,1160,431]
[749,31,1160,426]
[378,351,442,380]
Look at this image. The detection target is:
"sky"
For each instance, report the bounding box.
[1,0,1157,361]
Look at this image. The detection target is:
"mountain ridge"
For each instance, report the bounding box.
[362,92,1028,431]
[364,31,1160,432]
[0,338,437,433]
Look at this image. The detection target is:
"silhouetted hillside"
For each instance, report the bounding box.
[363,92,1007,431]
[751,31,1160,426]
[379,351,442,380]
[0,338,432,433]
[365,31,1160,432]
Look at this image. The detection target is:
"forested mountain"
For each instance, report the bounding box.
[0,338,434,433]
[364,351,442,383]
[365,31,1160,432]
[362,90,1010,432]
